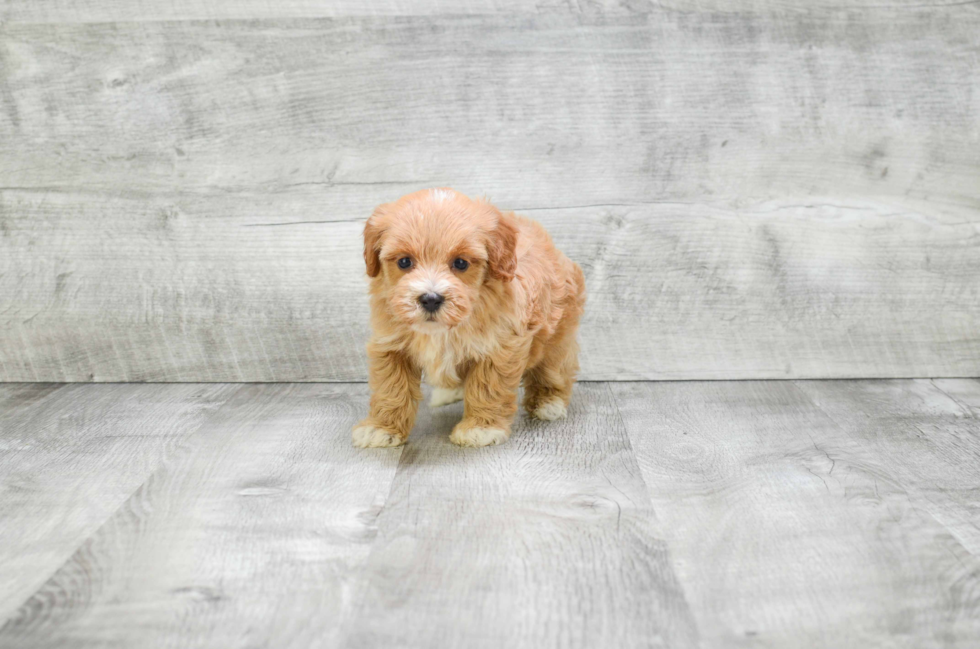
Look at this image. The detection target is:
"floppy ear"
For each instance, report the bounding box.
[363,208,386,278]
[486,211,519,282]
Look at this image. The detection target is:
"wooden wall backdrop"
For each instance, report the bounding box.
[0,1,978,381]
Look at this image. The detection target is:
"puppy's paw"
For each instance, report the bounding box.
[352,423,407,448]
[450,422,509,448]
[429,386,464,407]
[531,397,567,421]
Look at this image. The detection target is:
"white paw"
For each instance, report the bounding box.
[450,425,509,448]
[352,424,406,448]
[532,398,567,421]
[430,386,464,407]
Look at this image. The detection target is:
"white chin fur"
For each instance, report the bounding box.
[532,398,567,421]
[411,320,450,334]
[450,425,509,448]
[352,424,406,448]
[430,386,465,407]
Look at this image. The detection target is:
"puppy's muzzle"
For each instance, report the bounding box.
[419,292,445,313]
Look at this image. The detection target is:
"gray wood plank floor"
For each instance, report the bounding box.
[1,380,978,648]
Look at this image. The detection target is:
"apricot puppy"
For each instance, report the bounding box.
[352,189,586,448]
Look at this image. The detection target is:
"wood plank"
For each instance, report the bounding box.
[0,191,372,382]
[1,11,978,381]
[0,383,403,648]
[658,0,979,9]
[2,14,976,202]
[337,383,698,649]
[796,378,980,556]
[0,382,236,623]
[0,0,973,23]
[611,380,980,647]
[1,192,977,381]
[0,0,583,24]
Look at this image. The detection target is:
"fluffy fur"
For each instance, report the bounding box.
[352,188,586,448]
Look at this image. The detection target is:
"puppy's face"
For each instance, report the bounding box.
[363,189,517,334]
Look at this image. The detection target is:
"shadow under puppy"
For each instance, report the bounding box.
[353,188,586,448]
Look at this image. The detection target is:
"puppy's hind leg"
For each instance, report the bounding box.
[523,337,579,421]
[524,313,582,421]
[525,263,585,421]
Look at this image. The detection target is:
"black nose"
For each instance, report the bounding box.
[419,292,445,313]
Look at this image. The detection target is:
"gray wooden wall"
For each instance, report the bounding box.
[1,1,978,382]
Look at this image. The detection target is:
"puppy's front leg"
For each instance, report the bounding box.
[352,345,422,448]
[450,345,526,448]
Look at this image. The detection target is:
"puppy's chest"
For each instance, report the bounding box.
[410,334,475,387]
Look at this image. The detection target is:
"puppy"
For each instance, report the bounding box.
[352,188,586,448]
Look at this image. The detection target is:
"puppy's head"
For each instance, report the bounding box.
[363,188,518,333]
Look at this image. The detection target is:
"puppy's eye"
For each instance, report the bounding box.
[397,257,413,270]
[452,258,469,271]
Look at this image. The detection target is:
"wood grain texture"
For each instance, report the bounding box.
[0,0,644,24]
[0,383,698,649]
[796,378,980,556]
[338,382,698,649]
[2,193,977,381]
[933,378,980,416]
[0,383,403,648]
[0,382,235,623]
[1,0,975,23]
[2,380,980,646]
[611,380,980,647]
[1,9,978,381]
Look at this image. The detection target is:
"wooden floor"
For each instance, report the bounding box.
[1,379,979,648]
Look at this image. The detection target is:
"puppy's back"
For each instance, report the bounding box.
[509,212,585,333]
